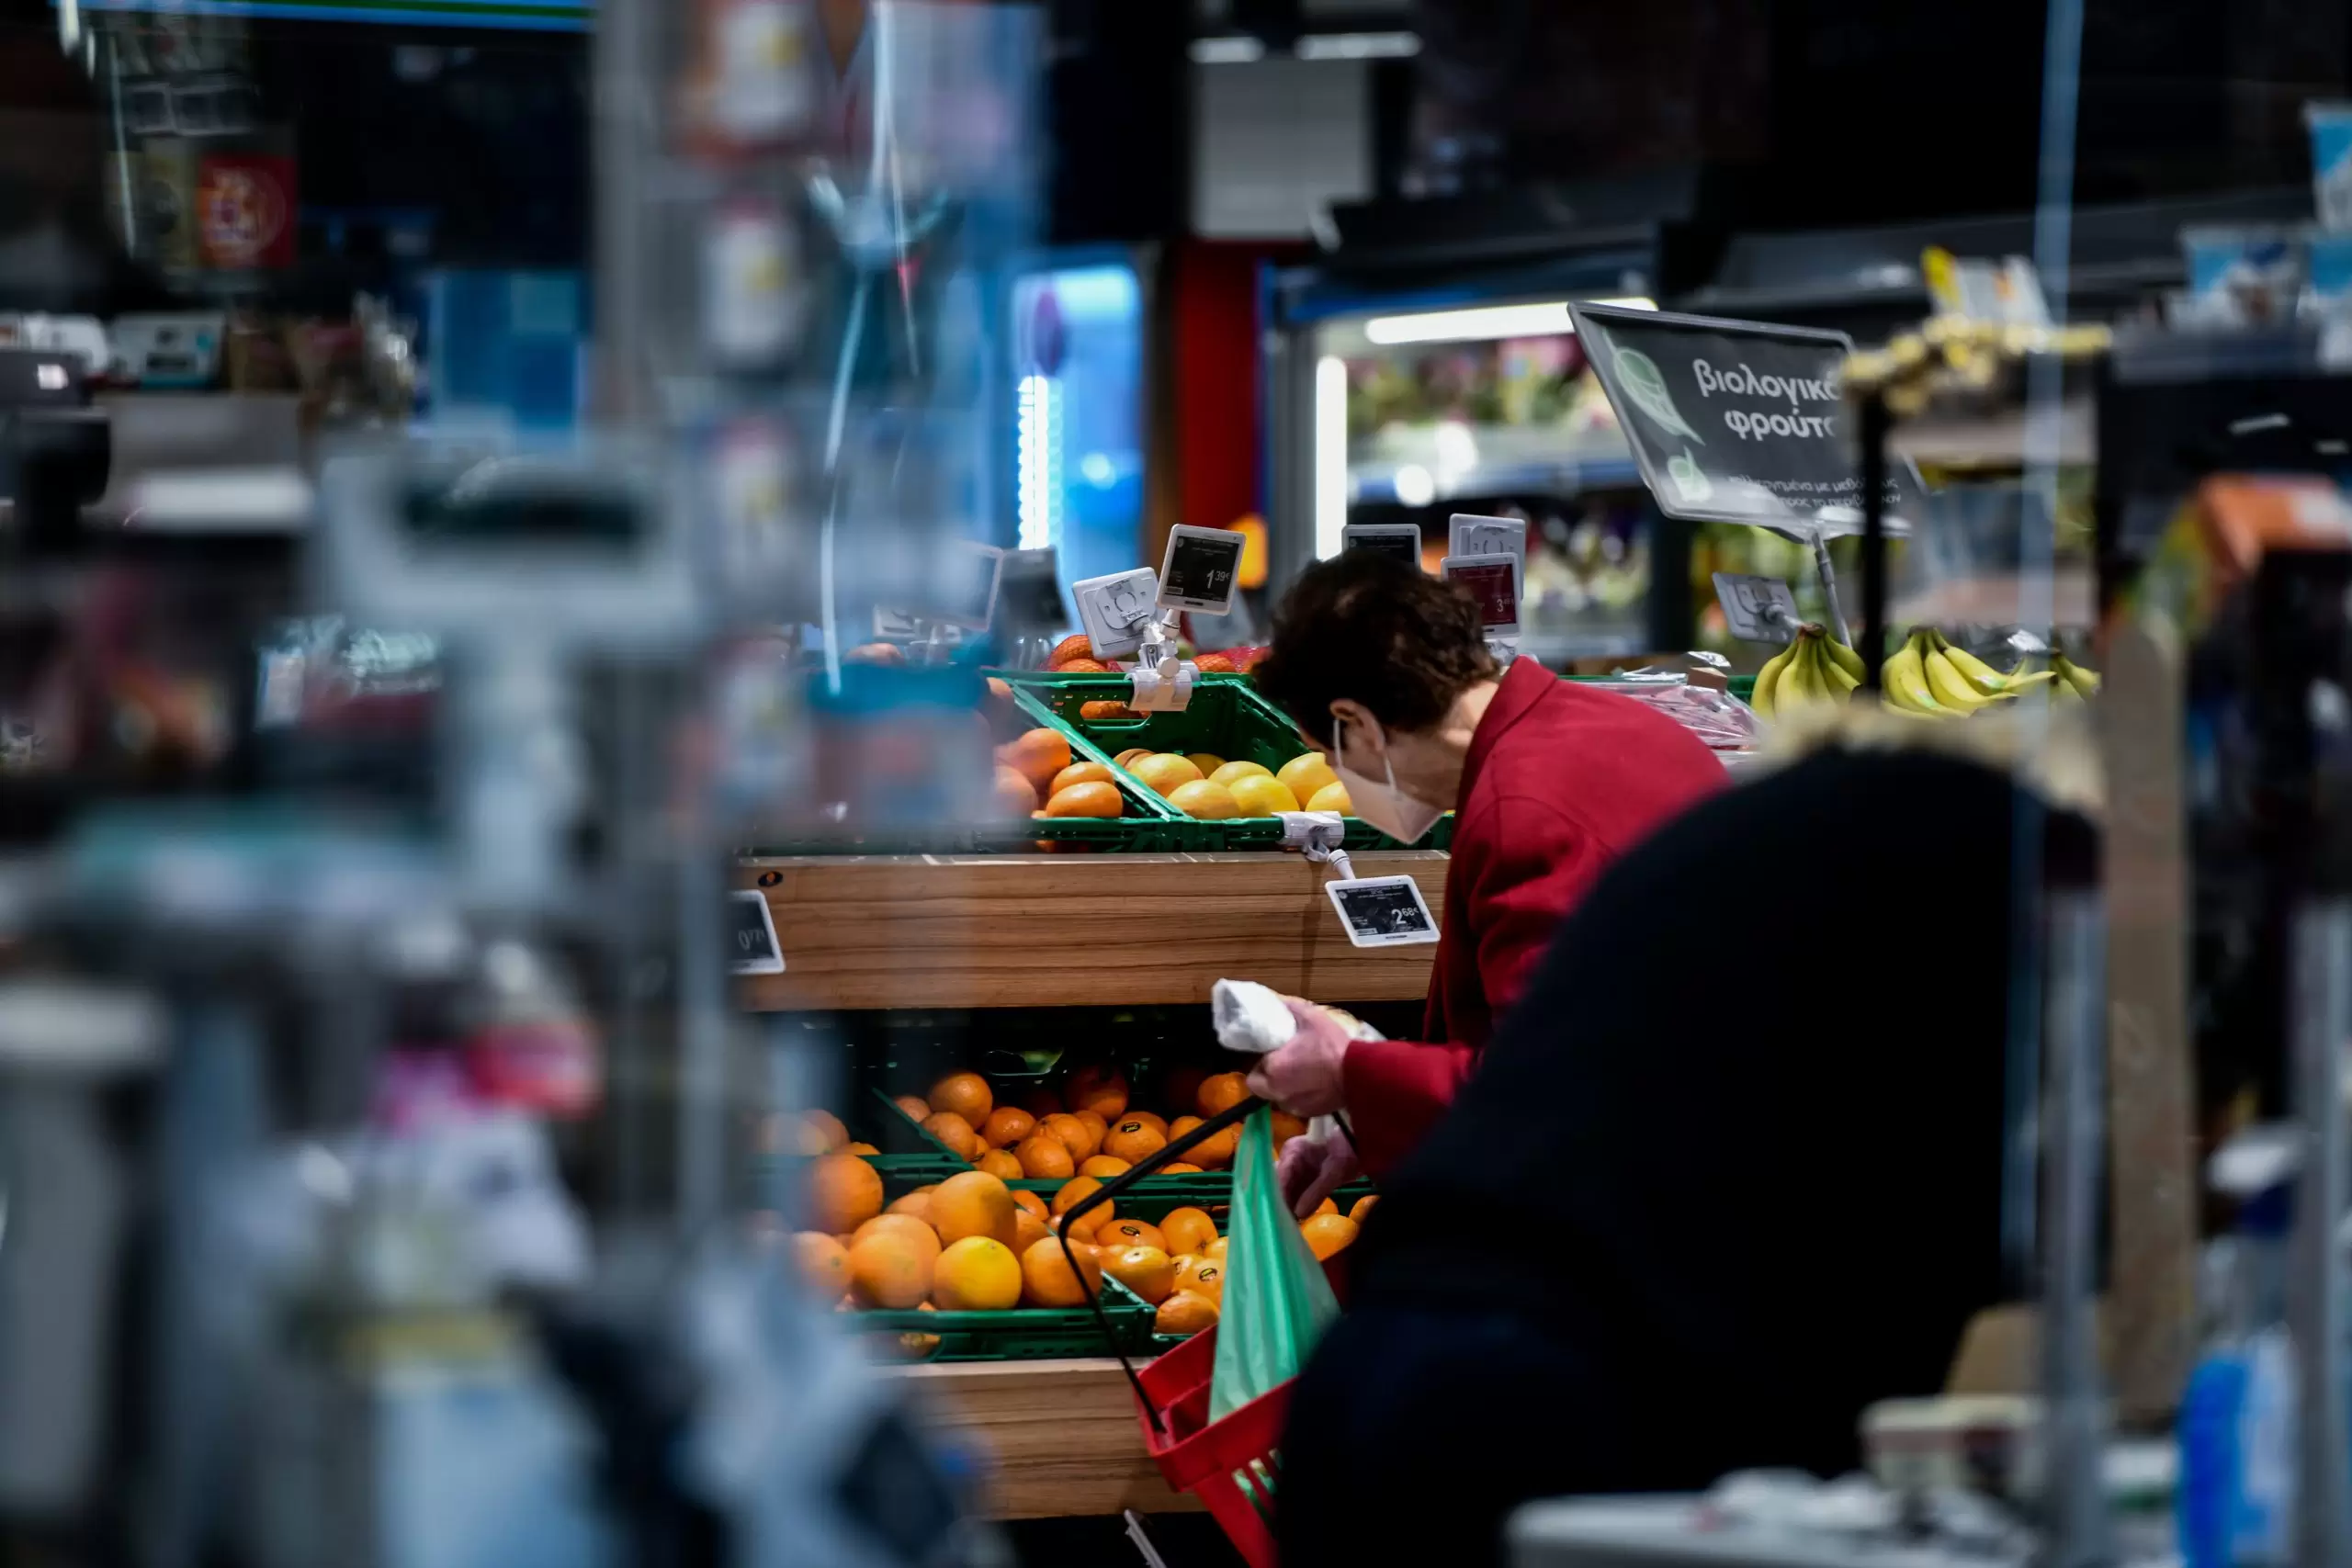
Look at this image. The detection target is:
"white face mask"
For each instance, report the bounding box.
[1332,715,1445,846]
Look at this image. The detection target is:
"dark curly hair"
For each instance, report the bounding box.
[1253,551,1501,747]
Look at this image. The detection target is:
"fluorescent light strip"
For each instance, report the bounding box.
[1362,297,1657,346]
[1313,356,1349,558]
[1296,31,1419,60]
[1189,35,1265,64]
[1016,374,1063,552]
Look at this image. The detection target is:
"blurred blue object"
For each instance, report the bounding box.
[424,272,588,434]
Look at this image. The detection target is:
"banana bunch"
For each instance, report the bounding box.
[1751,624,1864,718]
[1881,629,2056,719]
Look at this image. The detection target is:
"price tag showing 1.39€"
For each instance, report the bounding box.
[729,888,786,976]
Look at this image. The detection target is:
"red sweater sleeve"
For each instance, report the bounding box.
[1340,795,1600,1175]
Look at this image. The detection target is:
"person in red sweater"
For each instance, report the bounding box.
[1246,550,1724,1211]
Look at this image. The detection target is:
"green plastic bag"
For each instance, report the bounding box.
[1212,1107,1341,1423]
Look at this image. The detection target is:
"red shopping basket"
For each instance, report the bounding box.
[1134,1323,1290,1568]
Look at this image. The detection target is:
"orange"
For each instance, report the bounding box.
[1162,1163,1203,1175]
[1174,1255,1225,1303]
[1046,633,1095,668]
[1276,752,1340,802]
[794,1232,850,1296]
[893,1093,933,1123]
[1098,1217,1167,1254]
[1102,1118,1167,1165]
[1155,1292,1219,1336]
[1050,761,1116,796]
[1197,1072,1250,1116]
[1129,753,1204,795]
[852,1213,943,1264]
[933,1236,1023,1311]
[994,765,1038,817]
[1204,1236,1228,1263]
[1301,1213,1360,1260]
[1046,781,1123,818]
[887,1187,935,1224]
[1189,1123,1240,1169]
[1050,1176,1113,1228]
[1269,1111,1306,1146]
[1350,1194,1378,1223]
[976,1148,1024,1181]
[1162,1066,1207,1115]
[1011,1189,1048,1220]
[1015,1134,1075,1180]
[1167,779,1240,820]
[1306,781,1351,814]
[1080,700,1138,721]
[1072,1110,1110,1151]
[1001,727,1074,794]
[1169,1114,1204,1143]
[779,1116,833,1156]
[1113,748,1153,771]
[929,1072,994,1126]
[922,1111,982,1161]
[844,1141,880,1156]
[930,1171,1020,1248]
[1209,760,1273,787]
[1021,1235,1104,1307]
[800,1110,849,1152]
[1065,1065,1130,1121]
[1022,1086,1064,1118]
[1079,1155,1132,1179]
[1124,1111,1169,1138]
[980,1108,1037,1149]
[1012,1207,1051,1256]
[848,1230,934,1309]
[1185,752,1227,777]
[1058,658,1111,674]
[1227,774,1302,817]
[1159,1207,1216,1258]
[1102,1245,1177,1305]
[1042,1113,1098,1161]
[809,1153,884,1234]
[986,675,1014,704]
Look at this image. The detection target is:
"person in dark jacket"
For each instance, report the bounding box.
[1276,739,2098,1568]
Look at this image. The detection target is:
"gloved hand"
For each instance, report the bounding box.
[1243,998,1352,1117]
[1278,1132,1361,1219]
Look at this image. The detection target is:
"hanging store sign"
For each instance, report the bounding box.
[1567,303,1928,536]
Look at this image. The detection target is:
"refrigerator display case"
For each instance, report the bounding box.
[1009,249,1148,606]
[1263,265,1694,662]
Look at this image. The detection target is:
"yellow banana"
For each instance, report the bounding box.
[1819,641,1860,695]
[2053,653,2101,697]
[1932,632,2020,698]
[1822,637,1866,684]
[1881,635,1948,716]
[1923,640,2003,712]
[1778,637,1827,711]
[1751,641,1797,717]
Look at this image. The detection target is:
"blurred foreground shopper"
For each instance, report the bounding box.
[1277,736,2099,1568]
[1247,552,1723,1202]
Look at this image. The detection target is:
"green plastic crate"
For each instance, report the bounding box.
[1001,673,1453,852]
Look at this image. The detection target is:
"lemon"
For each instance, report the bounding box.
[1227,774,1301,816]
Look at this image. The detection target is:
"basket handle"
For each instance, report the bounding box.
[1056,1093,1264,1431]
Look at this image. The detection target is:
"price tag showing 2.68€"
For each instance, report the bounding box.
[729,888,786,976]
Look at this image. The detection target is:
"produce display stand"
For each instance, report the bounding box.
[740,840,1442,1519]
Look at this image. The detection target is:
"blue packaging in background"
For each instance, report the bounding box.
[424,270,588,433]
[2307,101,2352,231]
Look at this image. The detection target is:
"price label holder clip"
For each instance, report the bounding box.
[729,888,786,976]
[1124,647,1197,714]
[1712,573,1802,644]
[1280,809,1354,879]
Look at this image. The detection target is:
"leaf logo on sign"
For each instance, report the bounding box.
[1612,348,1703,445]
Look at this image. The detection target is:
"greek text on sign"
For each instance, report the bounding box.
[1567,302,1928,534]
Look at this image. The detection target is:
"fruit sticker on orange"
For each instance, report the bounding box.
[1326,875,1439,948]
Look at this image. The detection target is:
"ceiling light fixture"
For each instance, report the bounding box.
[1361,297,1657,346]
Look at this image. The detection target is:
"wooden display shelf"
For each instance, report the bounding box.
[892,1357,1201,1520]
[737,851,1447,1011]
